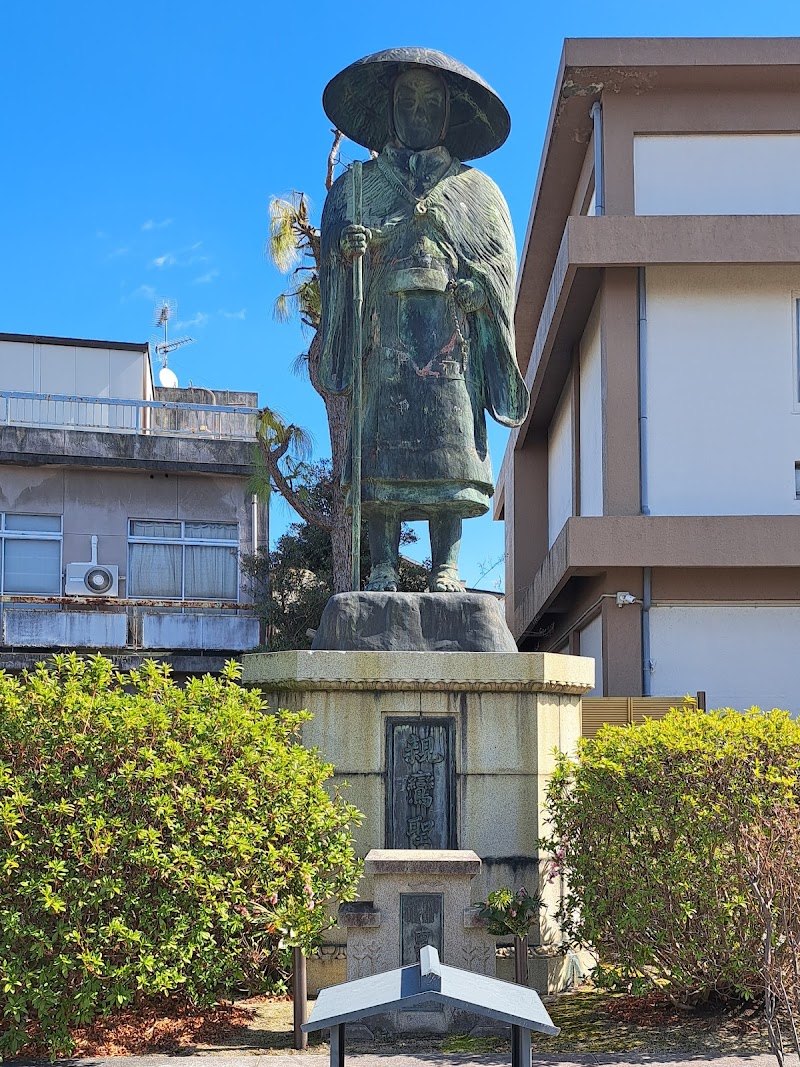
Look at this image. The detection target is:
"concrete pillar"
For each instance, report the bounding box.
[243,649,594,994]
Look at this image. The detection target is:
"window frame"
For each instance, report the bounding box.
[0,513,63,597]
[127,519,240,602]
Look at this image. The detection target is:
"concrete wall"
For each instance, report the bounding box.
[645,264,800,516]
[0,464,255,601]
[634,134,800,215]
[579,298,603,516]
[1,338,151,399]
[578,614,603,696]
[2,608,258,652]
[548,380,573,546]
[650,602,800,714]
[3,610,127,648]
[142,613,259,650]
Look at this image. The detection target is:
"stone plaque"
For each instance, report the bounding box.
[400,892,444,965]
[386,719,455,849]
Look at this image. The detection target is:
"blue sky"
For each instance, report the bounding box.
[2,1,799,589]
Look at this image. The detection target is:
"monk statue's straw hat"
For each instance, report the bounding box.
[323,46,510,161]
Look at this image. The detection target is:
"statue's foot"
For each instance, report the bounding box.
[429,565,463,593]
[366,564,399,592]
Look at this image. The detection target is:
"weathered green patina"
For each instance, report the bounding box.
[320,48,528,593]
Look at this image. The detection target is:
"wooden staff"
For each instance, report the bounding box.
[349,160,363,592]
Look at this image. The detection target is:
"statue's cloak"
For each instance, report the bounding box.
[318,147,528,517]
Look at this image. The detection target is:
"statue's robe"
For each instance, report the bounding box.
[319,145,528,520]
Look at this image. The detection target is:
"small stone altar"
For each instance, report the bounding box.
[339,849,496,1032]
[341,849,494,978]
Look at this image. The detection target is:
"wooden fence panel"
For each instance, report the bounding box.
[581,696,697,738]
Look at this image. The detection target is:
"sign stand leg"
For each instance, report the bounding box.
[292,946,308,1050]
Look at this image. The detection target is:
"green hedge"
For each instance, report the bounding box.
[543,706,800,1002]
[0,654,362,1056]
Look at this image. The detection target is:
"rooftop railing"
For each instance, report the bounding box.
[0,390,259,441]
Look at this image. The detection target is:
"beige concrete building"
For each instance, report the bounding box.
[0,332,264,673]
[497,38,800,713]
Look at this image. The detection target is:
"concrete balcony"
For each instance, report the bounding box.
[1,388,258,438]
[140,612,259,651]
[3,609,127,648]
[0,389,260,475]
[1,601,258,657]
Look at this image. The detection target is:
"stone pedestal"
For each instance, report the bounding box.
[241,649,594,996]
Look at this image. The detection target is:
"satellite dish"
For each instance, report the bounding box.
[159,366,179,388]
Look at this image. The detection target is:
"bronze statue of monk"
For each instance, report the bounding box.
[320,48,528,592]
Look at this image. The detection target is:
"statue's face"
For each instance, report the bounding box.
[392,69,447,151]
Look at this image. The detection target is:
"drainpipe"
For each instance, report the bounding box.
[638,267,652,695]
[642,567,653,696]
[252,492,269,645]
[638,267,650,516]
[590,102,604,216]
[251,494,259,555]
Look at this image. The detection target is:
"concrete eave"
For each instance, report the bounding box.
[0,425,255,476]
[493,455,507,520]
[0,331,149,353]
[511,213,800,443]
[0,651,235,673]
[515,36,800,378]
[514,514,800,639]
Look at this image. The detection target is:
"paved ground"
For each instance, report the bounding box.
[10,1053,799,1067]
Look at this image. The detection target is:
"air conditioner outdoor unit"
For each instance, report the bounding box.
[65,535,119,597]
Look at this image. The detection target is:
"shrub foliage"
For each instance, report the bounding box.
[0,654,362,1055]
[543,706,800,1003]
[743,802,800,1064]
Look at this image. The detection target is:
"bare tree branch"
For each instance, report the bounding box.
[263,143,351,591]
[256,436,332,532]
[327,129,344,191]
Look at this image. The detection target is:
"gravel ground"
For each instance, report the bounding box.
[180,990,772,1058]
[6,988,786,1064]
[8,1054,799,1067]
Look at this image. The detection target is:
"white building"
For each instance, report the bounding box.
[0,331,264,673]
[497,38,800,713]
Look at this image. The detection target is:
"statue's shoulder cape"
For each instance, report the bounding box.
[319,156,528,428]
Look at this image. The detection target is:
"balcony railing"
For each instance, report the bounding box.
[0,390,259,441]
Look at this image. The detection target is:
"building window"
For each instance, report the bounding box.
[795,462,800,500]
[0,514,62,595]
[127,520,239,601]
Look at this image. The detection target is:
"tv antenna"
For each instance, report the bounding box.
[152,298,194,387]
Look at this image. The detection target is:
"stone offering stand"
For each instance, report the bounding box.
[340,848,494,1033]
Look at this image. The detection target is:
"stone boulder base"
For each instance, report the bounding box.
[311,591,517,652]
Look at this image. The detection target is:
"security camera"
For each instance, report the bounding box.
[615,591,637,607]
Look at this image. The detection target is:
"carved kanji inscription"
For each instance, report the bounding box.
[387,719,455,849]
